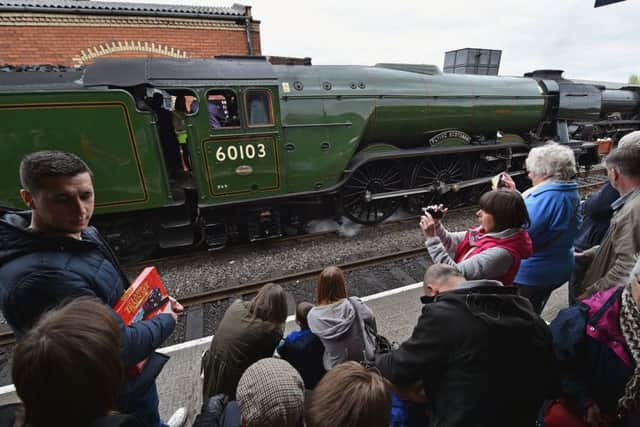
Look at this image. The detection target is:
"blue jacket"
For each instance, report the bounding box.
[0,209,175,425]
[515,181,581,288]
[573,182,619,251]
[277,328,325,389]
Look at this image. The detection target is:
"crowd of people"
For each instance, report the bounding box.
[0,133,639,427]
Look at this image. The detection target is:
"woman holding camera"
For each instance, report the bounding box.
[420,190,532,285]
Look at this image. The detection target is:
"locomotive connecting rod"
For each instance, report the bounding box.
[364,170,526,202]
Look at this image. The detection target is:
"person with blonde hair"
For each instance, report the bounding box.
[304,361,391,427]
[202,283,288,400]
[308,266,377,369]
[501,142,581,312]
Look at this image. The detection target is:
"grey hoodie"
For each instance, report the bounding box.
[308,297,377,370]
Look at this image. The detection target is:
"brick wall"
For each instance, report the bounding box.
[0,13,261,66]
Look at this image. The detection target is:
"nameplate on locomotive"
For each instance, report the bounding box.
[428,130,472,146]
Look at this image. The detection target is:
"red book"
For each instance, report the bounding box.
[114,266,170,375]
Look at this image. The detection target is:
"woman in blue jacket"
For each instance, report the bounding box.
[502,142,581,313]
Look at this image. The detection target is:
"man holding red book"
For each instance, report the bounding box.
[0,151,185,427]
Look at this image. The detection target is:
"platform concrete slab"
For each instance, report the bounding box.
[156,338,210,424]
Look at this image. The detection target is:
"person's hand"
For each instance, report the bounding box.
[575,251,586,258]
[499,173,517,191]
[169,296,184,314]
[424,204,448,222]
[161,296,183,321]
[393,382,428,404]
[420,214,437,239]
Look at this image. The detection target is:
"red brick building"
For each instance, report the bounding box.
[0,0,261,66]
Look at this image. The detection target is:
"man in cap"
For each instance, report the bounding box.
[193,357,305,427]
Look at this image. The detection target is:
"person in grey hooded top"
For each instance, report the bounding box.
[308,266,377,369]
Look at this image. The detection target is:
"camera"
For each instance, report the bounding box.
[491,172,508,190]
[422,206,445,219]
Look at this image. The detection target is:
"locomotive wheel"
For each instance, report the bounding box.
[460,155,505,204]
[407,155,465,212]
[341,161,403,225]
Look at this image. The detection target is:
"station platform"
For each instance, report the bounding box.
[0,281,568,425]
[154,282,425,424]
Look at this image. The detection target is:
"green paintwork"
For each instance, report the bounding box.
[359,143,400,153]
[183,85,285,205]
[0,60,548,216]
[272,64,545,195]
[0,90,172,214]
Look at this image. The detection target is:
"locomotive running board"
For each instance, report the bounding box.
[364,170,526,202]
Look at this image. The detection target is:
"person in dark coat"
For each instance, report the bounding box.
[573,182,619,252]
[376,264,559,427]
[11,297,144,427]
[277,301,326,389]
[149,92,182,178]
[202,283,288,400]
[0,151,184,427]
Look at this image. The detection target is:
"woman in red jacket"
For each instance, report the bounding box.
[420,190,532,285]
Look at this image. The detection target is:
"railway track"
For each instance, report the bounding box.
[0,169,609,347]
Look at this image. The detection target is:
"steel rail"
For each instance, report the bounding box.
[179,247,427,307]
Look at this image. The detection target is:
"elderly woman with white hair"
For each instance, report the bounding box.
[545,257,640,426]
[501,142,581,313]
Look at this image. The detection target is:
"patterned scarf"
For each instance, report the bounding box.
[618,285,640,412]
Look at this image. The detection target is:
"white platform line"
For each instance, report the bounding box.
[0,384,14,395]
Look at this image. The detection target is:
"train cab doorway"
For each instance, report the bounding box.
[201,87,281,199]
[142,88,199,189]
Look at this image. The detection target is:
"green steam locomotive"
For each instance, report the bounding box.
[1,57,638,256]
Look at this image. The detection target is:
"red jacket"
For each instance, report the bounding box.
[454,227,533,285]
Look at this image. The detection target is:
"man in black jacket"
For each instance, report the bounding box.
[376,264,558,427]
[0,151,185,427]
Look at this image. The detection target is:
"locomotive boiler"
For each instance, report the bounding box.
[1,57,638,257]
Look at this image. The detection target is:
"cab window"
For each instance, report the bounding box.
[245,89,274,127]
[204,89,239,129]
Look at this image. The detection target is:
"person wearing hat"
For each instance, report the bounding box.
[193,358,305,427]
